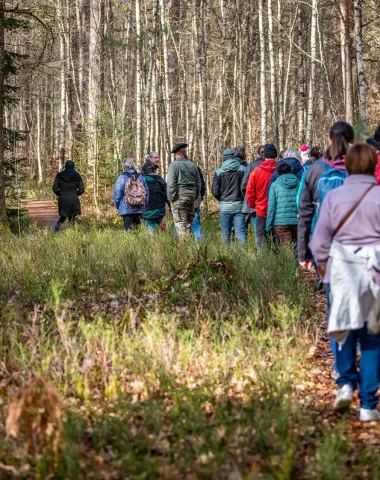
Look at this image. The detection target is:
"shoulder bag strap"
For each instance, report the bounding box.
[332,184,376,237]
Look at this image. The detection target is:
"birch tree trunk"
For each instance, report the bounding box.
[135,0,142,164]
[36,94,43,184]
[88,0,102,209]
[340,0,353,123]
[0,0,6,224]
[354,0,366,129]
[160,0,173,171]
[268,0,278,144]
[57,0,66,169]
[219,0,226,156]
[297,5,305,143]
[277,0,284,150]
[305,0,317,146]
[258,0,267,145]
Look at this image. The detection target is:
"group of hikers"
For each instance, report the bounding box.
[52,121,380,422]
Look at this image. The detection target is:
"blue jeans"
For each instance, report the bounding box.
[144,216,164,232]
[220,211,247,244]
[334,325,380,409]
[54,216,75,232]
[191,207,203,242]
[251,214,257,231]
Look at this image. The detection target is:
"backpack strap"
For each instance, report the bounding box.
[332,184,376,237]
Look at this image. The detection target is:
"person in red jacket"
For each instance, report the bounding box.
[366,126,380,184]
[246,144,277,247]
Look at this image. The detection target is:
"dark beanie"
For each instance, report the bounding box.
[65,160,75,170]
[264,144,277,159]
[277,162,291,176]
[223,148,236,161]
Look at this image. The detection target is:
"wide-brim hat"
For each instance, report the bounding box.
[171,143,188,154]
[366,126,380,149]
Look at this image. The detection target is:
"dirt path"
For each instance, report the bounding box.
[24,200,59,229]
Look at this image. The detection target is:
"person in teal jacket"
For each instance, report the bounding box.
[266,162,299,245]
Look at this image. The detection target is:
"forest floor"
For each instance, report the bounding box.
[0,212,379,479]
[23,200,58,229]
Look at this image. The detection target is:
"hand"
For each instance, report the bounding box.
[299,261,313,271]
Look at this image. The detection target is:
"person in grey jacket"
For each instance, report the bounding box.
[167,143,201,236]
[310,143,380,422]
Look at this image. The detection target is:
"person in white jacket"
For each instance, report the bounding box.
[310,143,380,422]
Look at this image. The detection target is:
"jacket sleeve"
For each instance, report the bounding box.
[141,175,149,205]
[198,167,206,199]
[266,184,276,231]
[211,172,221,201]
[113,175,125,209]
[52,176,60,196]
[309,194,333,272]
[246,171,257,208]
[77,176,85,196]
[241,164,252,197]
[166,163,177,202]
[195,168,201,199]
[266,172,277,197]
[298,168,316,262]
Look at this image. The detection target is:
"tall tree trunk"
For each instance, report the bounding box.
[340,0,353,123]
[88,0,102,210]
[354,0,366,130]
[135,0,142,164]
[305,0,317,146]
[219,0,226,158]
[268,0,278,144]
[36,93,43,184]
[297,4,305,143]
[160,0,173,171]
[277,0,284,150]
[258,0,267,145]
[0,0,6,224]
[57,0,67,169]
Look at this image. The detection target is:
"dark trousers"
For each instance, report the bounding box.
[255,215,268,248]
[123,214,142,231]
[55,216,75,232]
[274,225,298,245]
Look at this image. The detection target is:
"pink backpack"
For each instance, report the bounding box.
[124,174,147,206]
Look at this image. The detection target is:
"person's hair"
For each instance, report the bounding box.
[176,148,187,157]
[279,149,287,160]
[325,121,355,162]
[234,145,246,161]
[345,144,378,176]
[257,145,264,158]
[148,151,158,160]
[282,147,302,162]
[310,146,323,160]
[141,159,158,175]
[122,157,135,170]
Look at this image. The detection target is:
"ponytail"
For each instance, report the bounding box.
[325,121,355,162]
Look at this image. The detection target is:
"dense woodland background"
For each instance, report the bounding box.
[0,0,379,217]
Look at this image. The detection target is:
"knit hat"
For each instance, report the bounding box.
[223,148,236,161]
[277,162,291,176]
[65,160,75,170]
[300,145,311,165]
[264,144,277,159]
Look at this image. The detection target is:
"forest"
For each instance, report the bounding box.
[0,1,380,479]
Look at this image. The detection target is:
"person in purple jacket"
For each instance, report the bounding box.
[310,144,380,422]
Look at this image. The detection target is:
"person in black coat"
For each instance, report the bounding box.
[52,160,85,231]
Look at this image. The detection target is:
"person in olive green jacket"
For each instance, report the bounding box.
[167,143,201,236]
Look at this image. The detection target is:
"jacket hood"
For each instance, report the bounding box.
[280,157,304,177]
[57,169,81,182]
[277,173,299,189]
[258,159,277,172]
[323,156,346,170]
[218,158,244,173]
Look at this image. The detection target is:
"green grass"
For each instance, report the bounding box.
[0,219,377,479]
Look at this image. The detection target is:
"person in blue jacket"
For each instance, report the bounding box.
[113,158,149,231]
[266,148,303,195]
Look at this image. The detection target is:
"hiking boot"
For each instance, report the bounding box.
[360,408,380,422]
[333,384,353,412]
